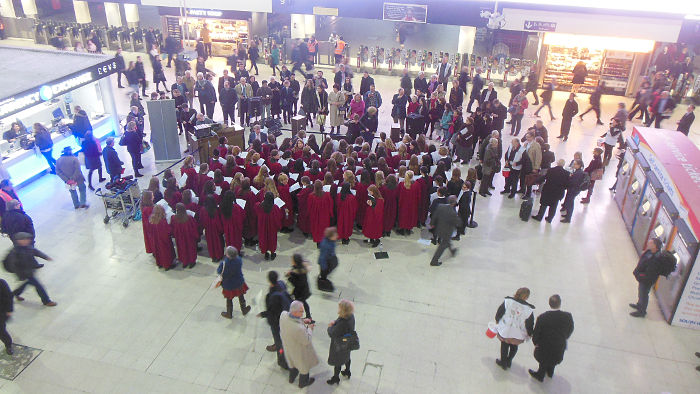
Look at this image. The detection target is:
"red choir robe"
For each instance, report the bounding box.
[277,184,295,228]
[398,182,420,230]
[151,217,175,268]
[141,205,155,254]
[209,159,224,173]
[303,170,324,183]
[267,161,283,176]
[255,203,283,253]
[223,165,242,177]
[184,202,199,212]
[335,193,357,239]
[217,145,228,157]
[164,191,182,210]
[237,189,258,240]
[296,186,313,234]
[181,167,198,192]
[415,175,432,225]
[307,192,334,243]
[354,183,369,226]
[196,175,212,196]
[245,164,260,180]
[170,215,198,267]
[214,180,230,192]
[197,207,224,260]
[362,198,385,240]
[380,185,399,233]
[221,204,246,251]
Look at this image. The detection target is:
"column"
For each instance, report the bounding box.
[124,3,139,28]
[303,14,315,37]
[0,0,16,18]
[20,0,37,18]
[73,0,91,24]
[98,77,119,137]
[291,14,306,39]
[104,2,122,27]
[458,26,476,55]
[249,12,268,39]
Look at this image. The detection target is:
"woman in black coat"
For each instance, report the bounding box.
[326,299,356,385]
[286,254,312,319]
[300,80,318,127]
[81,131,104,190]
[152,58,168,93]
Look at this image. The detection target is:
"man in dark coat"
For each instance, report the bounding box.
[490,99,507,132]
[101,137,123,182]
[458,67,471,96]
[466,69,483,113]
[558,93,579,141]
[360,72,375,97]
[0,277,13,355]
[114,48,126,88]
[429,196,461,266]
[525,70,539,105]
[630,238,663,317]
[70,106,92,140]
[134,56,147,96]
[4,232,57,307]
[164,34,179,68]
[529,294,574,382]
[400,69,413,97]
[413,72,428,98]
[532,160,569,222]
[560,159,585,223]
[480,82,498,108]
[219,80,238,126]
[257,271,292,369]
[1,200,34,239]
[534,82,555,120]
[676,104,695,136]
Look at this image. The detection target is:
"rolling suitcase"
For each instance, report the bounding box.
[519,199,533,222]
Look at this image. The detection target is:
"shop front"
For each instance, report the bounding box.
[0,46,119,187]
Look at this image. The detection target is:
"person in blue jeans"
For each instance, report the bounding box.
[5,232,57,307]
[55,146,89,209]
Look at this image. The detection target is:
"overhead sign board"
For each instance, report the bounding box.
[524,20,557,31]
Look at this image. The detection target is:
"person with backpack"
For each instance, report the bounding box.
[560,159,587,223]
[3,232,57,307]
[630,238,665,318]
[257,270,293,370]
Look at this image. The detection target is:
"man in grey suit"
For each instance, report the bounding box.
[429,195,461,266]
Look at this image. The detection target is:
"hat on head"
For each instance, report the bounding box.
[13,232,33,241]
[62,146,73,154]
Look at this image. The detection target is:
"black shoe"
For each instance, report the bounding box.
[500,190,509,194]
[271,252,277,260]
[265,252,270,260]
[5,346,12,356]
[596,120,604,125]
[288,368,299,383]
[508,194,515,199]
[545,217,553,223]
[485,191,492,196]
[529,369,544,382]
[560,219,571,223]
[629,303,640,310]
[341,369,351,379]
[299,377,315,388]
[532,215,543,221]
[495,359,507,370]
[36,264,44,269]
[326,376,340,385]
[430,261,443,266]
[630,311,646,318]
[556,135,564,139]
[135,172,144,178]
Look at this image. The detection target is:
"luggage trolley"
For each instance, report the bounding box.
[95,179,141,227]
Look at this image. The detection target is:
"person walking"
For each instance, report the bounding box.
[33,123,56,174]
[270,43,281,76]
[525,70,539,105]
[317,227,338,291]
[4,232,57,307]
[119,121,143,177]
[677,104,696,136]
[257,271,293,369]
[579,84,603,125]
[0,277,13,354]
[532,160,569,223]
[248,41,260,75]
[429,195,460,267]
[280,300,319,388]
[81,131,105,191]
[1,200,34,241]
[571,61,587,93]
[326,299,357,385]
[529,294,575,382]
[286,254,312,320]
[558,93,579,142]
[630,238,663,318]
[56,147,88,209]
[494,287,534,370]
[533,82,555,120]
[217,246,252,319]
[600,119,623,166]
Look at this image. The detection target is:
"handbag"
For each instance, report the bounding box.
[591,168,604,181]
[525,172,539,186]
[335,331,360,352]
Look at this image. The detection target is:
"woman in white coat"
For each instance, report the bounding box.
[328,84,346,134]
[494,287,535,370]
[280,300,319,388]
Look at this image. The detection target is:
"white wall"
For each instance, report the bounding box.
[140,0,272,13]
[501,8,683,42]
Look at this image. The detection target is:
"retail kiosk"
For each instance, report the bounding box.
[159,8,250,57]
[0,46,119,187]
[615,127,700,329]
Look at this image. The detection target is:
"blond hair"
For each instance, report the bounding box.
[263,177,279,198]
[338,299,355,318]
[404,170,414,188]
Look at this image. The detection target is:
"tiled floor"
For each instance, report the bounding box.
[1,39,699,392]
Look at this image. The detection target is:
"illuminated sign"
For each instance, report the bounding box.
[0,59,117,119]
[187,9,224,17]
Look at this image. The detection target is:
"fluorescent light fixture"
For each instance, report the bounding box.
[543,33,654,53]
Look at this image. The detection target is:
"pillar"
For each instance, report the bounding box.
[458,26,476,55]
[20,0,37,18]
[303,14,315,37]
[124,3,139,28]
[250,12,268,39]
[0,0,16,18]
[291,14,306,39]
[104,2,122,27]
[73,0,91,24]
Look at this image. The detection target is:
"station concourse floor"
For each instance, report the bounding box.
[0,39,699,393]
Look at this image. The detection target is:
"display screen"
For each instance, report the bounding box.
[383,2,428,23]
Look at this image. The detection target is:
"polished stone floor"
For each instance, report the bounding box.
[0,40,699,393]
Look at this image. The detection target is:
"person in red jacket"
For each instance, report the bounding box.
[141,191,155,254]
[220,190,246,254]
[149,204,176,270]
[197,195,224,261]
[416,166,432,227]
[307,180,334,247]
[380,174,400,236]
[398,171,420,235]
[276,174,295,232]
[170,203,198,268]
[335,182,357,244]
[296,176,313,237]
[362,185,384,247]
[236,178,258,246]
[256,192,284,260]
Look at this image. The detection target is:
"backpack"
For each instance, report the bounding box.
[2,250,16,273]
[579,173,591,192]
[656,251,677,278]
